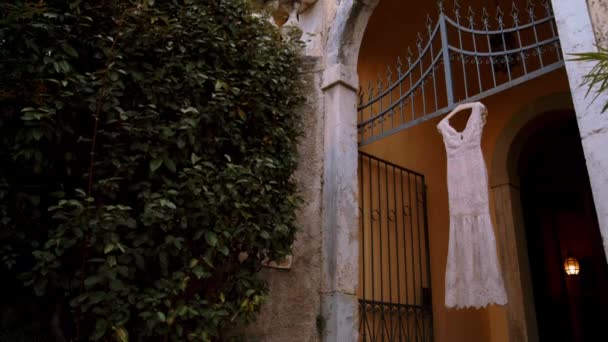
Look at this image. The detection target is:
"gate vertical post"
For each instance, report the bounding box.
[439,13,455,106]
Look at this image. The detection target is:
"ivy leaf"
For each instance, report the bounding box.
[205,232,218,247]
[180,107,199,114]
[107,255,117,267]
[203,256,214,268]
[214,80,228,91]
[61,44,79,57]
[192,265,205,279]
[190,153,202,165]
[91,319,108,340]
[84,275,101,288]
[115,327,129,342]
[159,199,177,209]
[150,158,163,172]
[163,157,177,173]
[104,243,114,254]
[237,108,246,120]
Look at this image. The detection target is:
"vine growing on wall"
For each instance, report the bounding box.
[0,0,303,340]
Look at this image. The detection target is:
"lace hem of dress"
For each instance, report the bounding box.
[445,286,508,309]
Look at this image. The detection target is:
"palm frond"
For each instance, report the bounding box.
[569,45,608,113]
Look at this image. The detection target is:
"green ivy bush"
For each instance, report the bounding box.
[0,0,303,340]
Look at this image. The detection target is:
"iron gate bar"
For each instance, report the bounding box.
[360,61,563,146]
[422,170,433,342]
[358,0,564,146]
[359,151,432,342]
[448,36,559,57]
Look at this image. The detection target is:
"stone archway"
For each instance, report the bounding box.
[490,93,574,342]
[319,0,608,340]
[242,1,608,340]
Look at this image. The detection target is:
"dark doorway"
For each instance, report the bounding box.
[518,111,608,342]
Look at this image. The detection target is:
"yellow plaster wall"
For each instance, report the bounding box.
[359,69,571,342]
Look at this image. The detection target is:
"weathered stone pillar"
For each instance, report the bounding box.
[320,63,360,341]
[319,1,379,340]
[552,0,608,260]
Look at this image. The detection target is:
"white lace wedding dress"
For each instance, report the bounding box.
[437,102,507,309]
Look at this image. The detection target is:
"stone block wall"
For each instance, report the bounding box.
[240,55,325,342]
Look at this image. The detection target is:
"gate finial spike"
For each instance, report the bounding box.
[367,81,373,101]
[358,86,364,105]
[467,5,476,26]
[511,1,519,23]
[526,0,536,20]
[482,7,490,29]
[386,65,393,86]
[453,0,461,17]
[437,0,444,14]
[416,32,423,53]
[426,14,433,32]
[526,0,535,9]
[542,0,552,15]
[495,5,504,25]
[376,72,383,92]
[396,56,403,76]
[407,47,414,65]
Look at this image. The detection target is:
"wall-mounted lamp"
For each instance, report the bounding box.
[564,256,580,276]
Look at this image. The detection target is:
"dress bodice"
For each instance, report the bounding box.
[437,103,487,156]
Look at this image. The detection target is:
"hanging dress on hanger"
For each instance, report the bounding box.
[437,102,508,309]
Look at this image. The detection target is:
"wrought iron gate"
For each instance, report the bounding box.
[358,0,563,146]
[359,152,432,341]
